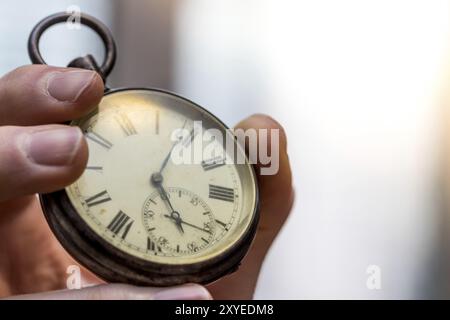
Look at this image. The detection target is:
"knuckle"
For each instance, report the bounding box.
[0,65,49,104]
[249,113,287,145]
[251,113,286,131]
[0,127,27,168]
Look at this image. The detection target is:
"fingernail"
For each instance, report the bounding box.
[153,285,212,300]
[46,70,96,102]
[25,127,82,166]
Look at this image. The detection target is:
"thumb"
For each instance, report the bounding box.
[5,283,212,300]
[0,125,87,202]
[207,114,294,299]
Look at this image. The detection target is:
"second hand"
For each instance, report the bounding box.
[164,214,212,234]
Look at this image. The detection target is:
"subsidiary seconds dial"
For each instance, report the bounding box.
[143,188,216,256]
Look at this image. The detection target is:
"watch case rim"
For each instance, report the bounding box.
[39,87,260,286]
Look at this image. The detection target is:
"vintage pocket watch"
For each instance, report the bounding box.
[28,12,259,286]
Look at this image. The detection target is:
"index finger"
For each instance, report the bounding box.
[0,65,104,126]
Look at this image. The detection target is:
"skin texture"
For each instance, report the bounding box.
[0,65,294,299]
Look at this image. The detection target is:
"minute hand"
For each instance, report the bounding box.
[158,141,178,173]
[158,120,188,173]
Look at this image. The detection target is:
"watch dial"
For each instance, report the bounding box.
[65,89,257,265]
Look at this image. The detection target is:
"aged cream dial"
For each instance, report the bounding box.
[65,89,257,266]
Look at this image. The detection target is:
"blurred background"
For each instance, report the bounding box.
[1,0,450,299]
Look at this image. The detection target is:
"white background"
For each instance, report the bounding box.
[174,0,450,299]
[1,0,450,299]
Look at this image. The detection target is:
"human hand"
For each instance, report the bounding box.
[0,65,211,300]
[207,114,294,299]
[0,65,293,300]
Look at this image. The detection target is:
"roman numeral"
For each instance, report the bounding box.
[147,237,162,254]
[115,114,137,136]
[85,190,111,207]
[201,237,209,244]
[201,156,226,171]
[215,219,229,231]
[209,184,235,202]
[85,131,113,150]
[107,211,134,239]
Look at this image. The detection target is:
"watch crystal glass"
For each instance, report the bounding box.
[65,89,257,265]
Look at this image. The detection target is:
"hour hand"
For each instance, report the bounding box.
[164,213,184,234]
[157,120,187,174]
[174,217,184,234]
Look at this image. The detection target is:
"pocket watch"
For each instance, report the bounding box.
[28,12,259,286]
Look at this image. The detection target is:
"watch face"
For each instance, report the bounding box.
[65,89,258,266]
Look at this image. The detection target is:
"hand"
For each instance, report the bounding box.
[207,114,294,299]
[151,173,184,234]
[0,65,210,300]
[0,65,293,300]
